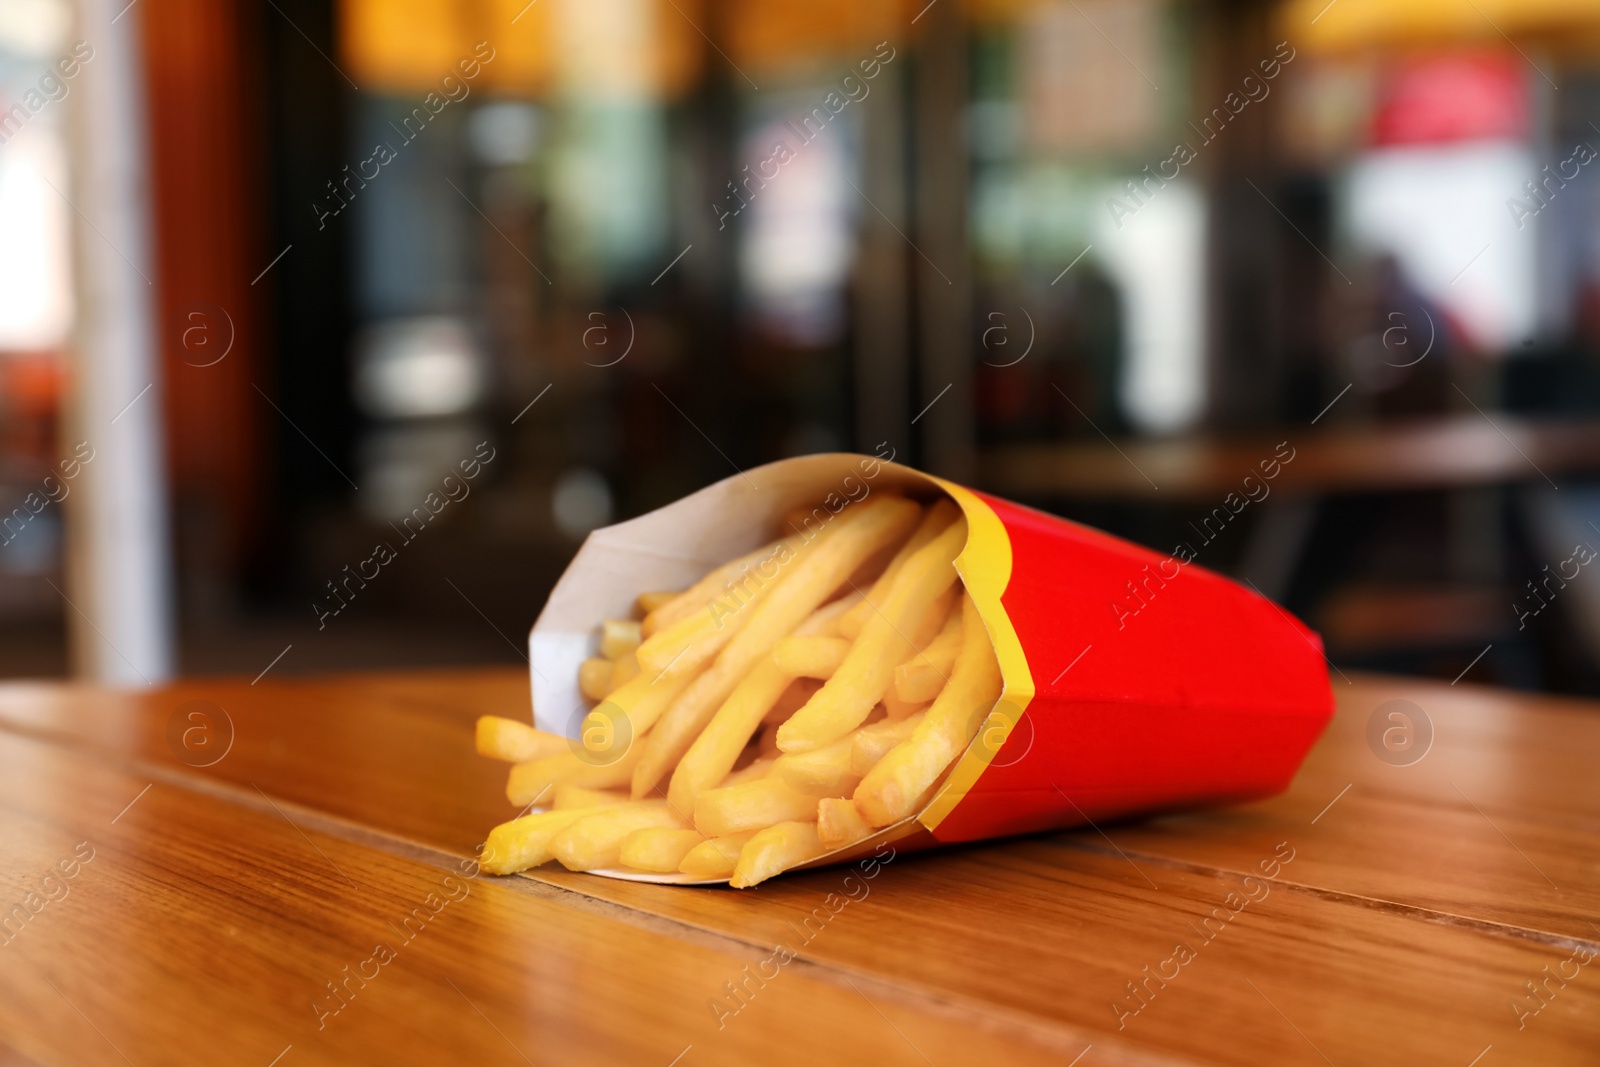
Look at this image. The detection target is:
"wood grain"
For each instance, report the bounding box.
[0,668,1595,1064]
[0,730,1079,1067]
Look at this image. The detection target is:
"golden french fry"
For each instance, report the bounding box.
[619,827,707,873]
[693,776,822,838]
[679,830,759,879]
[877,584,959,716]
[578,658,612,701]
[781,504,814,531]
[642,538,788,636]
[608,651,640,692]
[665,596,861,813]
[506,745,641,807]
[635,605,732,677]
[765,677,822,723]
[777,516,967,753]
[635,534,807,675]
[881,689,927,721]
[850,712,925,776]
[475,716,568,763]
[894,608,962,703]
[731,821,826,888]
[774,732,862,796]
[636,590,682,617]
[773,635,850,679]
[723,757,774,786]
[481,806,616,875]
[633,496,921,798]
[552,784,630,810]
[837,500,959,639]
[578,667,694,760]
[855,596,1002,827]
[601,619,642,660]
[663,659,793,807]
[756,722,781,759]
[816,797,875,850]
[549,801,686,871]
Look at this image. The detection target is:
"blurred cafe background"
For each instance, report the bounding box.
[3,0,1600,694]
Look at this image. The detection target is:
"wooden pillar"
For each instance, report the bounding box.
[142,0,269,605]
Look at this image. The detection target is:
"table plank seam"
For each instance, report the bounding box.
[1054,837,1600,955]
[5,707,1592,958]
[4,693,1596,967]
[3,739,1195,1067]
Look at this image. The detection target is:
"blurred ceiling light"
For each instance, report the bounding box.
[338,0,700,98]
[552,467,613,539]
[1281,0,1600,52]
[725,0,902,79]
[469,102,541,165]
[354,316,485,419]
[1093,179,1207,434]
[0,0,69,57]
[0,131,73,349]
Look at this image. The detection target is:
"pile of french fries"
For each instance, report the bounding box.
[474,494,1002,887]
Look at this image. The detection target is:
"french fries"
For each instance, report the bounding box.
[678,830,759,879]
[693,775,821,838]
[475,716,568,763]
[837,500,959,639]
[772,635,850,679]
[666,594,858,815]
[482,806,613,874]
[619,827,706,872]
[634,534,806,677]
[578,657,612,701]
[506,747,640,806]
[600,619,642,660]
[635,590,681,616]
[551,784,630,810]
[641,538,787,637]
[731,822,827,888]
[850,712,926,776]
[476,491,1002,886]
[855,597,1002,827]
[609,651,640,690]
[775,516,967,753]
[774,732,861,796]
[549,801,685,871]
[630,496,921,798]
[894,609,962,703]
[816,797,874,850]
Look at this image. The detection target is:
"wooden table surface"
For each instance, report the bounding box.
[978,415,1600,500]
[0,667,1594,1066]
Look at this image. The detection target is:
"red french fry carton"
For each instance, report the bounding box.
[526,453,1334,883]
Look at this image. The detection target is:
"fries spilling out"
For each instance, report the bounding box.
[475,493,1002,886]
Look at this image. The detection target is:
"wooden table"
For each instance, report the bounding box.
[0,667,1594,1065]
